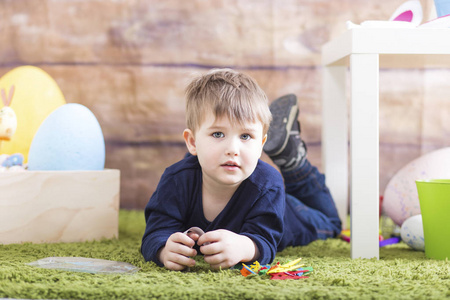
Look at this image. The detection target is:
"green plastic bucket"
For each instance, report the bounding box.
[416,179,450,260]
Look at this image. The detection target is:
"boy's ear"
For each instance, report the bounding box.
[183,129,197,155]
[259,134,268,158]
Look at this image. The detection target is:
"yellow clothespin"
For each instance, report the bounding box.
[267,258,304,274]
[249,261,261,272]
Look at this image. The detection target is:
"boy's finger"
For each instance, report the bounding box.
[165,249,197,267]
[197,231,220,246]
[204,254,234,270]
[171,232,196,247]
[169,242,197,257]
[203,252,222,265]
[186,232,200,241]
[199,242,219,256]
[165,257,196,271]
[164,260,185,271]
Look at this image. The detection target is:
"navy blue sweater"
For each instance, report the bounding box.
[141,155,285,266]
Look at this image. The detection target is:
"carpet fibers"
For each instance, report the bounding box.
[1,210,449,299]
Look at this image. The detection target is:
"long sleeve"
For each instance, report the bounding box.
[239,185,285,265]
[141,171,188,266]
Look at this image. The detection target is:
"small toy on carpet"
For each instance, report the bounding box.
[339,228,402,247]
[239,258,313,280]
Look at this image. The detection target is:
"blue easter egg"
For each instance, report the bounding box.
[27,103,105,171]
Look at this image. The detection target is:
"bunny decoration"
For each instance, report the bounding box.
[0,85,18,145]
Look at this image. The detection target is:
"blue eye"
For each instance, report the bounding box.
[212,132,224,138]
[241,134,251,140]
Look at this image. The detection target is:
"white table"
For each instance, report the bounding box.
[321,27,450,259]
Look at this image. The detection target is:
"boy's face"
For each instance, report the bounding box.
[184,110,267,190]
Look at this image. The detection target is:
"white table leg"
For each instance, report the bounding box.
[322,65,348,229]
[350,54,380,259]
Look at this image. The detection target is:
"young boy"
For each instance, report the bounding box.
[141,69,341,271]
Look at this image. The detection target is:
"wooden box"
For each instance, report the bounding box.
[0,169,120,244]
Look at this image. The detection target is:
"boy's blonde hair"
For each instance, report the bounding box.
[185,68,272,135]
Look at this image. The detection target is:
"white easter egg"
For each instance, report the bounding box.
[27,103,105,171]
[383,148,450,226]
[401,214,425,251]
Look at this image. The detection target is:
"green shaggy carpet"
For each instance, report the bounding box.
[1,210,449,300]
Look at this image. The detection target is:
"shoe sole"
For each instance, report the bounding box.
[264,94,298,156]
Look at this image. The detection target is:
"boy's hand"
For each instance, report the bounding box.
[198,229,259,270]
[158,232,198,271]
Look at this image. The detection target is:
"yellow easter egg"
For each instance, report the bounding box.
[0,66,66,162]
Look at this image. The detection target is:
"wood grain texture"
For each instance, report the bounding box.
[1,0,448,209]
[0,170,120,244]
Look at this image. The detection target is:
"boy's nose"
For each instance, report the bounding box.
[226,139,239,156]
[226,149,238,156]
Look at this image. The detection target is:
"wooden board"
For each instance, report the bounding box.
[0,169,120,244]
[1,0,448,209]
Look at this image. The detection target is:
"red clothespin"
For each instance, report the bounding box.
[269,272,309,280]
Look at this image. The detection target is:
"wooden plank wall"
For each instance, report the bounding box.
[1,0,449,209]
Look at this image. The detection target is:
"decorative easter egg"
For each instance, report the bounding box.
[1,153,24,167]
[0,66,66,161]
[401,214,425,251]
[27,104,105,171]
[383,147,450,226]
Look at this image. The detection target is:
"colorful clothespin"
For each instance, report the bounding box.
[269,271,309,280]
[267,258,304,274]
[258,265,270,275]
[248,261,261,272]
[240,263,257,277]
[239,258,313,280]
[297,266,314,276]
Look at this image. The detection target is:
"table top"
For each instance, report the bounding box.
[322,28,450,68]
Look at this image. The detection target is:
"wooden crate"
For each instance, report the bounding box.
[0,169,120,244]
